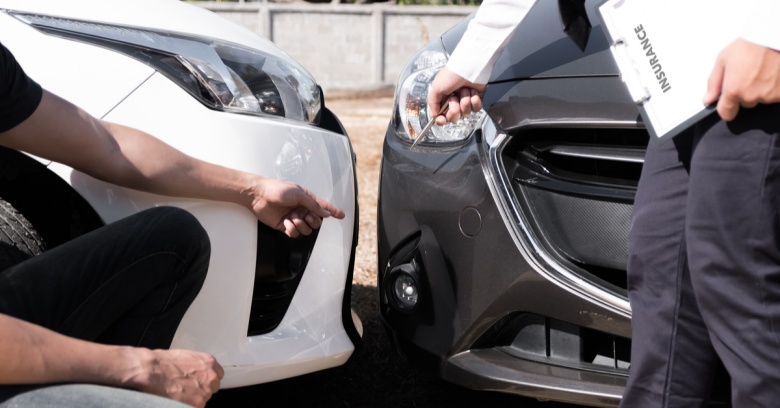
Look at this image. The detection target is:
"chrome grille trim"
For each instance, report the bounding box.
[547,145,645,164]
[480,120,637,318]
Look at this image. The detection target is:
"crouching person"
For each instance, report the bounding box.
[0,38,343,408]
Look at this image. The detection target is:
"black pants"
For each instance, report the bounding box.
[620,105,780,408]
[0,207,210,400]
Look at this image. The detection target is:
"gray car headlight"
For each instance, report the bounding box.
[9,12,321,124]
[394,39,486,147]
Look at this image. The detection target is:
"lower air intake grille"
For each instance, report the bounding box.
[248,222,319,336]
[487,313,631,374]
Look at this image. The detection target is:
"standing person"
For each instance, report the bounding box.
[0,40,343,408]
[427,0,780,406]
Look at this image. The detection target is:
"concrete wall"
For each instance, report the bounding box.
[191,2,475,92]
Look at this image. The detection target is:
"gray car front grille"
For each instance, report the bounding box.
[498,126,648,296]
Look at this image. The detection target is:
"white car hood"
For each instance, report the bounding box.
[0,0,294,62]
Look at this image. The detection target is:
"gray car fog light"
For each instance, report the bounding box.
[387,263,420,314]
[394,274,418,305]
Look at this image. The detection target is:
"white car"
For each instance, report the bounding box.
[0,0,361,388]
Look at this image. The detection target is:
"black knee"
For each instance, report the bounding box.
[138,207,211,282]
[143,206,209,245]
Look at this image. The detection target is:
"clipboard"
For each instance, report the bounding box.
[596,0,754,143]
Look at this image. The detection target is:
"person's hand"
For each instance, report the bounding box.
[428,67,487,126]
[129,348,224,408]
[703,38,780,121]
[249,178,345,238]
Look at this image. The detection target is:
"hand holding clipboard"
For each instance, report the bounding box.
[597,0,755,142]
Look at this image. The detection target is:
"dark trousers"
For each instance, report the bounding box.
[620,104,780,408]
[0,206,210,400]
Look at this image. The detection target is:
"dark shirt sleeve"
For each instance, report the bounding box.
[0,42,43,132]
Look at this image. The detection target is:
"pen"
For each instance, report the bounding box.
[411,103,450,148]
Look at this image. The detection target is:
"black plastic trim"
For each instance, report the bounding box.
[248,224,320,336]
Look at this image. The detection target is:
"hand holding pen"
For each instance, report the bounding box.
[427,67,486,126]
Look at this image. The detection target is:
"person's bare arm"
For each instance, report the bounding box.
[703,39,780,121]
[0,90,344,237]
[0,313,222,408]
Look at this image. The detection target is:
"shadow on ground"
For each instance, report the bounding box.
[206,284,575,408]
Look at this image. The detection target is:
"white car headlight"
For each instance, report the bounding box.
[10,12,321,124]
[395,40,486,147]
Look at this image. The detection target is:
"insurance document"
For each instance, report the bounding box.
[597,0,754,142]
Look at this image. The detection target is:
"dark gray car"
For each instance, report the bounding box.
[378,1,644,406]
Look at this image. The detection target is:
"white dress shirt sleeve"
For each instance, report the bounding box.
[741,0,780,51]
[445,0,539,84]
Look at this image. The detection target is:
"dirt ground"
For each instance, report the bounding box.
[207,91,576,408]
[329,88,392,299]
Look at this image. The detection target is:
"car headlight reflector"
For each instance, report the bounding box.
[395,41,486,147]
[10,11,321,124]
